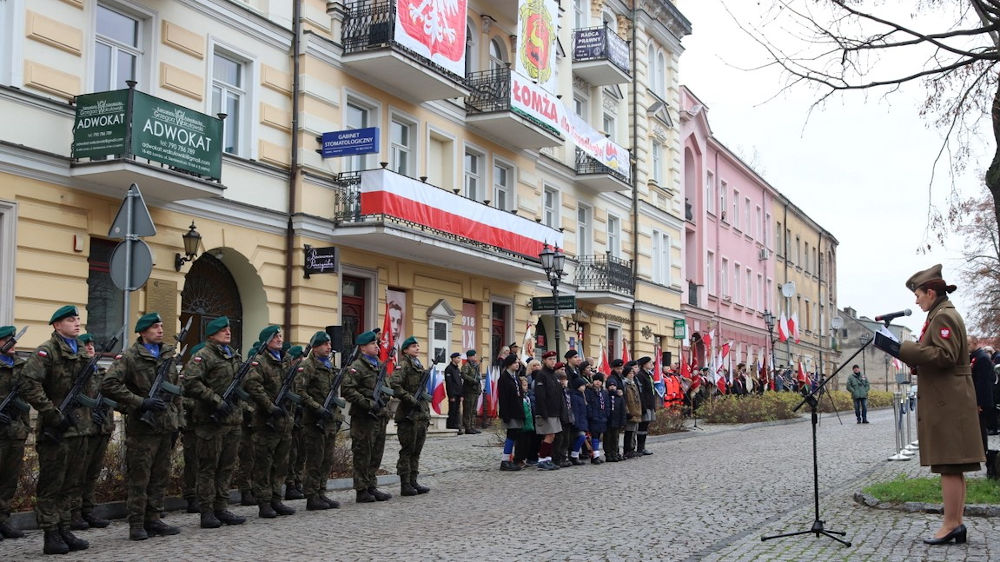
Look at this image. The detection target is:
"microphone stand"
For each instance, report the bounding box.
[760,332,881,548]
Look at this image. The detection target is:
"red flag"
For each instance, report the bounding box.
[796,361,807,384]
[778,313,789,342]
[653,343,662,383]
[379,298,396,376]
[430,364,447,414]
[788,314,799,344]
[621,337,631,365]
[680,350,691,378]
[599,343,612,376]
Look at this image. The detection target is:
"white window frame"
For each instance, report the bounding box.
[574,0,587,29]
[652,230,671,285]
[734,263,742,305]
[719,181,728,222]
[91,1,154,92]
[647,43,656,96]
[765,213,772,248]
[607,214,621,258]
[465,21,477,75]
[745,197,752,236]
[706,250,715,295]
[426,125,456,190]
[427,300,455,366]
[208,41,256,159]
[602,112,616,141]
[464,146,486,202]
[746,268,753,310]
[757,273,764,311]
[732,189,740,230]
[492,157,515,211]
[577,204,593,256]
[656,50,666,99]
[721,257,729,298]
[0,200,16,323]
[389,109,418,177]
[489,36,507,71]
[651,140,663,185]
[705,170,715,214]
[543,186,559,229]
[344,91,380,172]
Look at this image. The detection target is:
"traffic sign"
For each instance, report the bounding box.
[531,295,576,312]
[110,239,152,291]
[108,183,156,239]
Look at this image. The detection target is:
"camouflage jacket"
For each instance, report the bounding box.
[460,361,482,394]
[342,354,389,420]
[295,353,344,433]
[181,342,242,426]
[90,365,115,435]
[244,350,293,432]
[390,354,430,423]
[21,331,94,438]
[0,355,30,440]
[103,340,181,434]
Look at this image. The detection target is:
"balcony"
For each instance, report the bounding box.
[340,0,469,102]
[572,25,631,86]
[574,253,634,305]
[464,67,563,149]
[332,168,563,281]
[575,148,629,192]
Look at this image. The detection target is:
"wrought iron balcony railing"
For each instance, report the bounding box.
[575,148,628,183]
[576,253,634,295]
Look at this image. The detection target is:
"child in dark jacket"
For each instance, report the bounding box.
[513,376,537,466]
[568,377,590,465]
[586,374,610,464]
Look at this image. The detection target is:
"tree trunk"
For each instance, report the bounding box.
[986,74,1000,231]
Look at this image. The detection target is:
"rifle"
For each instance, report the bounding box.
[211,334,275,423]
[139,316,193,427]
[404,360,433,422]
[266,345,311,430]
[316,367,347,431]
[0,326,30,426]
[43,326,124,442]
[369,346,396,417]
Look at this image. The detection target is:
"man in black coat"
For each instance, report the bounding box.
[444,353,463,432]
[971,345,996,455]
[604,360,626,462]
[635,357,656,456]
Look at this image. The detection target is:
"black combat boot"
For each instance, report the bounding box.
[215,510,246,525]
[68,510,89,531]
[271,501,295,516]
[58,525,89,551]
[143,519,180,536]
[412,478,430,494]
[258,502,277,519]
[284,483,304,500]
[200,511,222,529]
[240,490,256,506]
[306,496,330,511]
[400,482,418,497]
[318,493,340,509]
[81,509,110,528]
[128,525,149,541]
[369,487,391,501]
[0,521,24,539]
[43,529,69,555]
[185,498,200,514]
[355,489,376,503]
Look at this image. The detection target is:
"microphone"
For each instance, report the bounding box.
[874,309,911,322]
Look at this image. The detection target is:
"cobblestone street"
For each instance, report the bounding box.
[5,407,998,560]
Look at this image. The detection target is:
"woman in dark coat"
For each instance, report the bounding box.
[497,354,524,471]
[897,264,985,545]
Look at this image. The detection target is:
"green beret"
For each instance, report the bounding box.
[401,336,418,349]
[259,325,281,344]
[287,345,305,359]
[355,330,377,345]
[205,316,229,336]
[281,341,291,353]
[78,333,94,344]
[49,305,79,324]
[466,350,477,357]
[189,342,206,356]
[135,312,162,333]
[0,326,14,340]
[310,330,331,347]
[248,342,261,356]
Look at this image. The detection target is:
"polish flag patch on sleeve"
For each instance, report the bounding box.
[37,350,47,357]
[193,356,202,363]
[940,328,951,339]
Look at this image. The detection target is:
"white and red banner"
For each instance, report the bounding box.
[778,313,789,342]
[394,0,467,77]
[516,0,559,92]
[360,168,563,256]
[510,72,631,180]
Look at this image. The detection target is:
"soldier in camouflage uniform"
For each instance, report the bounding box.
[295,330,343,510]
[102,313,183,541]
[235,398,255,506]
[391,336,431,497]
[244,325,296,519]
[461,350,483,434]
[342,330,392,503]
[180,343,204,514]
[73,333,112,531]
[0,325,28,541]
[20,305,91,554]
[181,316,247,529]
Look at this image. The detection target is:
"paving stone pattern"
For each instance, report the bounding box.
[4,407,998,560]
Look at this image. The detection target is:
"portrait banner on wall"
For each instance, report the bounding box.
[394,0,468,77]
[516,0,559,92]
[387,288,407,351]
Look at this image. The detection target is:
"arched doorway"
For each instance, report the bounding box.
[180,253,243,355]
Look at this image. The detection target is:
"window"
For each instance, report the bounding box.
[602,112,615,141]
[764,212,771,246]
[464,149,484,201]
[720,181,728,221]
[345,100,373,171]
[721,258,729,298]
[94,3,142,90]
[766,278,773,311]
[651,140,663,184]
[87,238,125,353]
[706,251,715,294]
[795,236,801,266]
[732,190,740,230]
[574,0,587,29]
[746,268,753,309]
[427,300,455,365]
[656,51,666,98]
[745,198,752,236]
[804,299,811,332]
[493,161,513,210]
[734,264,742,304]
[390,115,415,176]
[652,231,671,285]
[647,43,656,95]
[607,325,620,361]
[757,273,764,311]
[543,186,559,228]
[427,128,454,189]
[465,23,476,75]
[577,205,592,256]
[574,94,587,118]
[211,50,246,155]
[775,221,782,254]
[489,38,507,71]
[755,206,763,241]
[607,214,621,258]
[705,171,715,214]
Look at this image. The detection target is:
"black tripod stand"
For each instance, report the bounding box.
[760,339,877,547]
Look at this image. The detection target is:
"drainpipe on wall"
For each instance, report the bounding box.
[285,0,302,336]
[629,2,638,353]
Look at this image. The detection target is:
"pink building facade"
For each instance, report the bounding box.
[679,86,776,371]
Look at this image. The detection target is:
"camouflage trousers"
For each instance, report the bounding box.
[35,434,88,530]
[181,429,198,500]
[349,414,387,491]
[81,432,111,513]
[251,427,290,503]
[301,424,339,498]
[395,419,428,483]
[194,424,240,513]
[285,423,304,487]
[124,430,173,525]
[0,438,25,522]
[462,393,479,430]
[234,422,254,493]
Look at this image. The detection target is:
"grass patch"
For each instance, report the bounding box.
[863,474,1000,504]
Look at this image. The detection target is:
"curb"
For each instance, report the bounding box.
[852,491,1000,517]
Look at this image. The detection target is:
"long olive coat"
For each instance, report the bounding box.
[899,297,985,467]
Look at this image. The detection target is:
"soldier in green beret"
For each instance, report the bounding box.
[391,336,431,496]
[461,350,483,434]
[180,341,205,514]
[181,316,247,529]
[102,313,183,540]
[342,330,392,503]
[20,305,91,554]
[0,325,28,541]
[243,326,297,519]
[296,330,343,510]
[71,333,113,531]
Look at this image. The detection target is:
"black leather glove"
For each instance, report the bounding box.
[316,407,334,420]
[91,410,106,426]
[170,431,179,449]
[140,397,167,412]
[215,400,234,418]
[0,411,11,425]
[269,404,286,417]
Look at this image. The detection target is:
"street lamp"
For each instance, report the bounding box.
[539,243,566,357]
[763,310,776,373]
[859,332,872,387]
[174,221,202,271]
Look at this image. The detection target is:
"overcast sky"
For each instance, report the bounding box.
[676,1,985,337]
